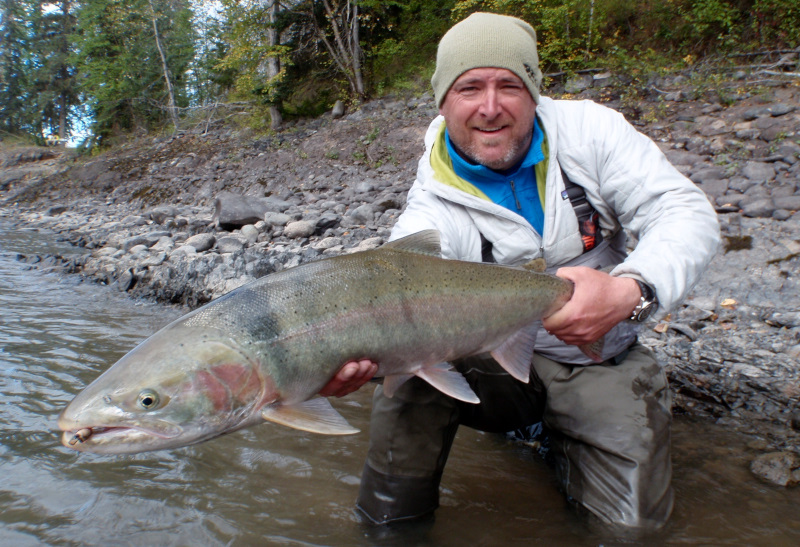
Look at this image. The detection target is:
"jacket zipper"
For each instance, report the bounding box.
[509,180,522,211]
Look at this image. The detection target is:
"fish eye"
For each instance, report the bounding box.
[138,390,160,410]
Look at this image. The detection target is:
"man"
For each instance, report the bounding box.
[321,12,719,529]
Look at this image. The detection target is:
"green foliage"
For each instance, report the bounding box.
[3,0,799,148]
[0,0,32,135]
[72,0,195,146]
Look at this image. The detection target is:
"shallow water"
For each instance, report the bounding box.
[1,219,799,546]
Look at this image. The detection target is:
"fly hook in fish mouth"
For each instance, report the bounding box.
[68,428,94,445]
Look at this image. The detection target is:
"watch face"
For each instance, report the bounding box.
[636,302,653,322]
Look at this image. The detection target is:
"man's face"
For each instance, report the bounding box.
[440,67,537,171]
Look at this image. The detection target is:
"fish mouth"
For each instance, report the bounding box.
[60,422,183,453]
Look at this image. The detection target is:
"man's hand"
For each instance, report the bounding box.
[319,359,378,397]
[542,266,641,346]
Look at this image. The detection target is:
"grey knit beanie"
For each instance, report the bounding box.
[431,12,542,107]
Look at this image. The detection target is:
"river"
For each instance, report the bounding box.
[1,217,799,546]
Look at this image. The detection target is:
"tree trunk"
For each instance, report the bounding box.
[148,0,179,132]
[315,0,364,98]
[267,0,282,129]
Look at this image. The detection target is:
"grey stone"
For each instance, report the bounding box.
[121,235,151,251]
[184,233,216,252]
[691,166,727,184]
[283,220,316,239]
[750,451,800,487]
[743,106,772,120]
[774,195,800,210]
[348,204,376,223]
[141,251,167,268]
[264,197,295,213]
[565,73,594,94]
[315,213,339,231]
[263,212,291,227]
[331,100,346,119]
[240,224,260,244]
[741,161,776,182]
[216,236,246,254]
[767,103,795,117]
[698,179,729,198]
[214,192,271,229]
[148,205,178,224]
[741,198,775,218]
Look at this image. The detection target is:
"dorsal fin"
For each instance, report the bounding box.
[380,229,442,256]
[522,258,547,273]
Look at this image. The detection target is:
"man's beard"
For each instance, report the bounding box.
[458,128,533,171]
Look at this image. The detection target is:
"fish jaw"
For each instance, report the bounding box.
[59,326,276,454]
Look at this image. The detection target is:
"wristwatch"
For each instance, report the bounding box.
[630,280,658,322]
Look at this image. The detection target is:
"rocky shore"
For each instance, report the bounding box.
[2,72,800,486]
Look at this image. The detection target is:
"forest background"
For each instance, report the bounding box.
[1,0,798,149]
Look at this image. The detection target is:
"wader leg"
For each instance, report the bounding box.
[533,343,674,529]
[356,378,460,525]
[357,356,547,524]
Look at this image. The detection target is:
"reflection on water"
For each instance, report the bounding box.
[1,218,799,546]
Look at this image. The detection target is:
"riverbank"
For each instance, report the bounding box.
[3,70,800,485]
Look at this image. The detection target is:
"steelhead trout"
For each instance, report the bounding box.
[59,230,574,454]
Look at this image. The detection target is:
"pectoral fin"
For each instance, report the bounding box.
[579,337,605,363]
[415,363,479,404]
[261,398,360,435]
[490,324,538,383]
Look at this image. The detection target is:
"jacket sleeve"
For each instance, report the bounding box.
[562,101,720,315]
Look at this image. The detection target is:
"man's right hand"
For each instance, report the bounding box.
[319,359,378,397]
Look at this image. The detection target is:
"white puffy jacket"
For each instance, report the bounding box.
[390,97,720,363]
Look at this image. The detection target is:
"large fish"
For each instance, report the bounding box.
[59,230,576,454]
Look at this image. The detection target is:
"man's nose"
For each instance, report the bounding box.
[478,87,501,118]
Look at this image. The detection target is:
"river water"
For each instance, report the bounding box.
[2,218,799,546]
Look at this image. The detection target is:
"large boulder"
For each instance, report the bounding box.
[213,192,271,230]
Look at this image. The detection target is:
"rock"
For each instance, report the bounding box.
[240,224,260,244]
[46,205,68,216]
[565,73,594,94]
[216,236,245,253]
[121,235,151,251]
[741,198,775,218]
[750,451,800,487]
[116,268,136,291]
[263,197,294,213]
[331,100,346,119]
[315,213,340,231]
[214,192,271,229]
[148,205,178,224]
[767,103,795,117]
[283,220,316,239]
[774,195,800,211]
[741,161,776,182]
[184,233,216,252]
[347,203,376,224]
[141,251,167,268]
[263,211,291,227]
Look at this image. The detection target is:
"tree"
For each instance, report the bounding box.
[308,0,364,98]
[32,0,79,141]
[0,0,32,136]
[71,0,195,145]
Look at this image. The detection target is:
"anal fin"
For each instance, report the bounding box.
[261,398,359,435]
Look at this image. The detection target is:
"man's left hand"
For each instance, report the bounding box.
[542,266,641,346]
